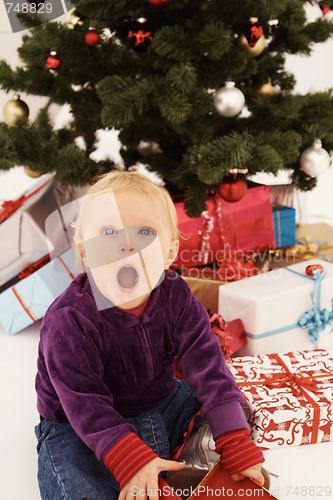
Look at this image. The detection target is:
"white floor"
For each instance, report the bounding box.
[1,320,333,500]
[1,322,41,500]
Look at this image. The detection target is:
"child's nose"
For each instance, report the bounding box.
[118,243,135,255]
[118,229,136,255]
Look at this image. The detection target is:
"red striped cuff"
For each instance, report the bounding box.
[103,433,158,490]
[215,428,264,474]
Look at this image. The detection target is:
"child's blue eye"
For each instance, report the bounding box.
[103,227,117,235]
[138,227,155,236]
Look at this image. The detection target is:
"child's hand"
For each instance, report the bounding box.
[230,463,264,485]
[119,457,185,500]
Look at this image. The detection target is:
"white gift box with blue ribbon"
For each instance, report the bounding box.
[218,259,333,355]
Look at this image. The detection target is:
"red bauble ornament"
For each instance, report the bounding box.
[46,51,60,69]
[85,28,100,46]
[217,173,248,203]
[237,17,265,57]
[128,18,154,53]
[306,264,324,278]
[147,0,174,7]
[244,18,263,47]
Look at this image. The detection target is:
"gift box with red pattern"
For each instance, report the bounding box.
[227,349,333,449]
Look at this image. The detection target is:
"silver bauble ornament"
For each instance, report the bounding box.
[213,82,245,117]
[300,139,330,177]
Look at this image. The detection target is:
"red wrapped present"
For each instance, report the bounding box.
[227,349,333,449]
[173,186,275,270]
[159,460,276,500]
[209,312,247,358]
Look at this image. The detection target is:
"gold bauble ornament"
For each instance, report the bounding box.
[249,81,275,99]
[24,166,42,178]
[3,95,29,125]
[237,17,265,57]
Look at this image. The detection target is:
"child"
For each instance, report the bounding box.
[35,171,264,500]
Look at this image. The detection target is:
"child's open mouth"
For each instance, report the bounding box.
[117,266,139,291]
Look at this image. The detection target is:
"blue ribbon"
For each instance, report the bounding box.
[297,269,333,345]
[246,267,333,346]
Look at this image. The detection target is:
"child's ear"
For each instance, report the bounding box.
[165,239,179,269]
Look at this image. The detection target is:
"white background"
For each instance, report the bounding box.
[0,4,333,500]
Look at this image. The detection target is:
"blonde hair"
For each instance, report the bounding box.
[72,170,179,246]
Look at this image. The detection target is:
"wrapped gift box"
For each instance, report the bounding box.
[0,176,86,287]
[182,276,223,312]
[218,258,333,355]
[209,313,247,359]
[160,460,275,499]
[227,349,333,449]
[273,206,296,248]
[172,186,275,270]
[296,223,333,263]
[255,222,333,274]
[0,248,80,334]
[0,175,53,286]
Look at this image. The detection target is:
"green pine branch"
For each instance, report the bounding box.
[98,75,155,128]
[184,182,210,218]
[0,0,332,216]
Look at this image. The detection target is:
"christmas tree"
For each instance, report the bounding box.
[0,0,332,216]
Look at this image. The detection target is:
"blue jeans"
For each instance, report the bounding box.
[35,379,203,500]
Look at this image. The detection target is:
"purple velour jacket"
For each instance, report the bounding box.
[35,270,248,463]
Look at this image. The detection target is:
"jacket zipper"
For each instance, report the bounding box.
[140,323,154,380]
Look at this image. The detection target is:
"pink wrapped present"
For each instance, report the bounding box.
[172,186,275,270]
